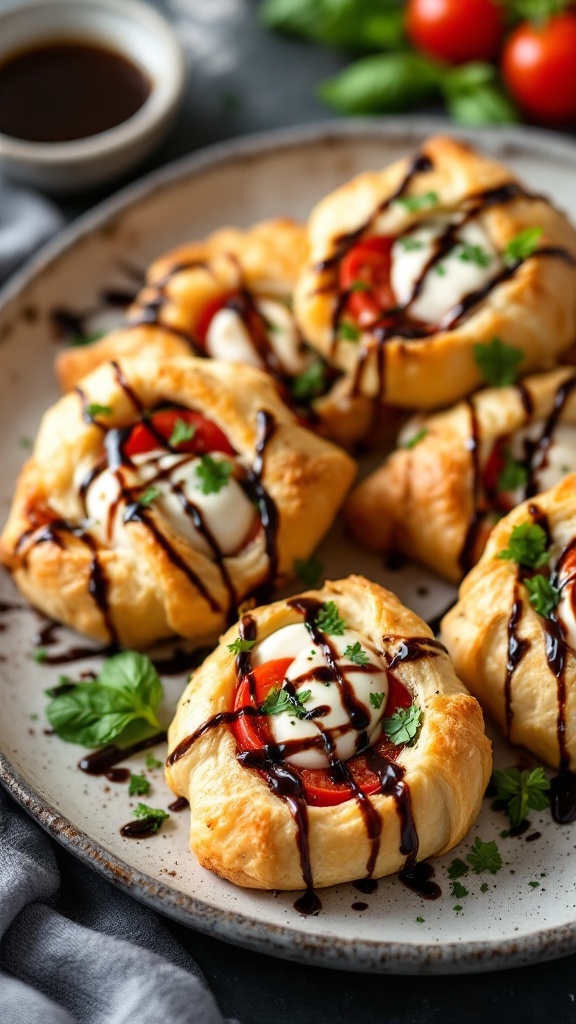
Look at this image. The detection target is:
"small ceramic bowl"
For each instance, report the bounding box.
[0,0,186,193]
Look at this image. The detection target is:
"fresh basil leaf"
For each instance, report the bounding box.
[260,0,406,51]
[443,64,519,126]
[98,651,162,714]
[319,52,442,115]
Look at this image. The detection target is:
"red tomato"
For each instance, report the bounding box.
[124,409,235,458]
[502,14,576,125]
[232,658,294,752]
[339,236,395,327]
[406,0,504,64]
[194,292,237,346]
[482,439,507,496]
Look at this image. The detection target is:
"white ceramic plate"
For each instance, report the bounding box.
[2,119,576,975]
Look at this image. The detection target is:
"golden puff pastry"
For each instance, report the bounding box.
[166,575,491,893]
[294,135,576,410]
[0,356,355,650]
[346,366,576,583]
[442,475,576,774]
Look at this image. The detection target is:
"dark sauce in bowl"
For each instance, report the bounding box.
[0,39,151,143]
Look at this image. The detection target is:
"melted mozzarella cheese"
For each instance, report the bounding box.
[253,624,389,769]
[504,423,576,505]
[205,298,308,377]
[256,298,309,376]
[206,308,263,368]
[391,217,502,326]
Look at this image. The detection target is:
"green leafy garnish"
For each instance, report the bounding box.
[524,574,560,618]
[480,882,489,893]
[497,448,529,492]
[338,320,361,342]
[466,838,502,875]
[395,190,439,213]
[403,427,428,450]
[454,241,492,268]
[33,648,47,663]
[290,360,327,401]
[447,858,469,881]
[442,61,519,126]
[369,691,386,710]
[145,753,163,770]
[227,637,257,655]
[350,279,370,292]
[491,766,550,827]
[85,403,113,418]
[19,436,32,449]
[138,486,161,508]
[399,237,424,252]
[195,455,233,495]
[450,880,469,899]
[129,773,150,797]
[294,555,324,589]
[416,916,424,923]
[473,337,523,387]
[319,53,442,116]
[314,601,346,636]
[382,704,422,745]
[504,227,543,266]
[70,330,105,348]
[497,523,549,569]
[133,803,169,833]
[529,880,540,889]
[260,0,406,51]
[453,905,463,914]
[344,641,370,666]
[169,418,196,447]
[260,687,312,720]
[46,651,163,747]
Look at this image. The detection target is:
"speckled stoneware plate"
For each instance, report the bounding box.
[1,119,576,975]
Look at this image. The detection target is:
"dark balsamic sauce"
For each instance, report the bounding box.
[79,734,166,776]
[504,591,530,738]
[106,768,130,783]
[353,878,378,895]
[459,398,482,575]
[398,860,441,900]
[525,831,541,842]
[120,818,160,839]
[168,796,189,812]
[352,902,368,912]
[509,819,530,837]
[550,771,576,824]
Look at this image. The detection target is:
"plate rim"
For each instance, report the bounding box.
[2,116,576,975]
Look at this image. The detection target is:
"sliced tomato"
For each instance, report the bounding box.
[194,291,238,346]
[124,409,235,458]
[339,236,396,327]
[231,658,294,751]
[483,438,507,496]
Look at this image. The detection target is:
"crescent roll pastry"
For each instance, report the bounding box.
[55,218,376,448]
[346,366,576,583]
[166,575,491,894]
[442,476,576,773]
[294,136,576,409]
[0,356,355,650]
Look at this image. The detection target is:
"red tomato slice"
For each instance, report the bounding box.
[194,291,238,346]
[483,438,506,496]
[232,657,414,808]
[339,236,396,327]
[124,409,235,458]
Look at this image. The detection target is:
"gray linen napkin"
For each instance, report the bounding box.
[0,177,227,1023]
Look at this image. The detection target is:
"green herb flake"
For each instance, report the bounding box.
[453,905,463,914]
[195,455,233,495]
[337,320,361,342]
[416,916,425,923]
[260,687,312,721]
[480,882,489,893]
[290,360,327,402]
[447,858,469,881]
[314,601,346,636]
[382,704,422,746]
[497,523,549,570]
[29,713,39,721]
[344,641,369,666]
[369,691,386,710]
[399,237,424,252]
[529,880,540,889]
[129,773,150,797]
[473,337,523,388]
[33,648,47,663]
[145,753,163,771]
[294,555,324,589]
[227,637,257,656]
[454,241,492,268]
[70,330,105,348]
[466,838,502,875]
[133,803,169,833]
[504,227,543,266]
[491,766,550,827]
[435,264,447,277]
[500,829,510,838]
[524,574,560,619]
[395,191,439,213]
[403,427,429,450]
[20,436,32,449]
[497,448,529,493]
[85,403,113,418]
[138,486,161,508]
[450,880,469,899]
[169,418,196,447]
[350,280,370,292]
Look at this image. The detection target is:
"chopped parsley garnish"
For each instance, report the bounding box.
[504,226,543,266]
[290,360,326,401]
[138,486,161,508]
[294,555,324,589]
[529,880,540,889]
[145,753,163,770]
[344,641,370,666]
[33,648,47,663]
[350,279,370,292]
[382,704,422,745]
[497,448,528,492]
[497,523,549,569]
[70,330,105,348]
[314,601,346,636]
[395,191,439,212]
[338,320,361,342]
[453,905,463,914]
[399,237,424,252]
[435,264,447,277]
[454,241,492,268]
[491,766,551,827]
[85,403,113,418]
[524,574,560,618]
[473,337,523,387]
[369,691,386,710]
[416,916,425,923]
[20,436,32,449]
[45,651,163,747]
[195,455,233,495]
[260,687,312,720]
[133,804,169,833]
[450,880,469,899]
[403,427,428,450]
[466,838,502,875]
[227,637,256,655]
[169,418,196,447]
[129,773,150,797]
[447,858,469,881]
[480,882,489,893]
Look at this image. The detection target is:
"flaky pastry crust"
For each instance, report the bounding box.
[294,136,576,409]
[166,576,491,890]
[0,356,355,649]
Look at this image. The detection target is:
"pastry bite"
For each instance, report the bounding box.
[0,356,355,650]
[294,135,576,409]
[166,575,491,894]
[346,366,576,582]
[442,475,576,772]
[55,218,376,449]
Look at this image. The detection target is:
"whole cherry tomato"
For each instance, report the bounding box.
[339,236,395,327]
[502,14,576,125]
[406,0,504,64]
[124,409,235,458]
